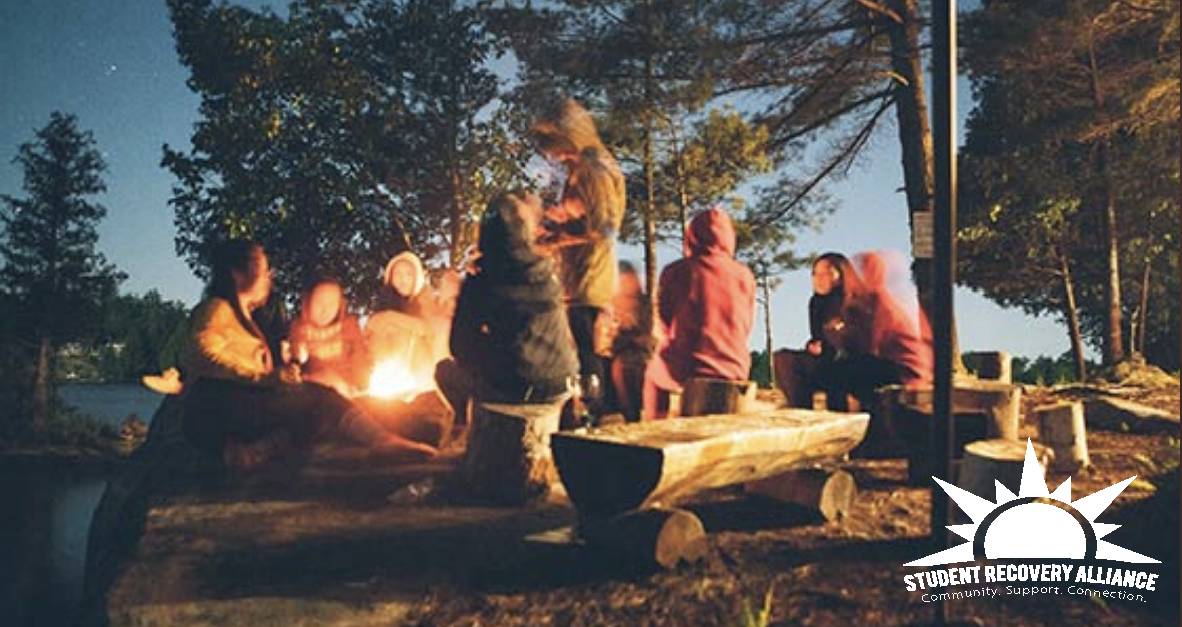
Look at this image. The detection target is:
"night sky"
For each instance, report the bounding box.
[0,0,1080,359]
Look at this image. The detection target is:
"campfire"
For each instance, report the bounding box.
[367,356,432,401]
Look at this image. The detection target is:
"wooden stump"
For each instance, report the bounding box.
[966,351,1013,384]
[580,507,707,569]
[957,439,1054,502]
[460,401,563,505]
[746,468,856,522]
[1036,402,1089,472]
[680,378,757,417]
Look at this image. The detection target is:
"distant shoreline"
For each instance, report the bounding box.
[0,446,129,473]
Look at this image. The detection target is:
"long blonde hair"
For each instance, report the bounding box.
[531,98,606,155]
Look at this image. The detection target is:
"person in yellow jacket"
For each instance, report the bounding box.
[531,97,626,419]
[179,240,436,470]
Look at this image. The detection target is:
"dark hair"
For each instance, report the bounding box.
[206,240,264,302]
[477,193,549,284]
[813,252,864,313]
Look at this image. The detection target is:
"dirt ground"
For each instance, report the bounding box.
[405,383,1180,626]
[99,381,1180,627]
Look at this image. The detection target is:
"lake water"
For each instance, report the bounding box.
[2,384,164,626]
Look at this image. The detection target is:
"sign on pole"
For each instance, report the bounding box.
[912,210,934,259]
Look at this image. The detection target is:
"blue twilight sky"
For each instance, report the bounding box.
[0,0,1086,360]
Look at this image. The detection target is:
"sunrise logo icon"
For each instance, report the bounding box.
[906,439,1159,567]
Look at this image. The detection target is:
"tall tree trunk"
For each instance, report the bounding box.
[1087,21,1124,365]
[1100,171,1124,365]
[1137,259,1151,356]
[763,275,774,386]
[449,167,468,267]
[32,335,53,432]
[1058,251,1087,382]
[885,0,964,372]
[642,36,658,298]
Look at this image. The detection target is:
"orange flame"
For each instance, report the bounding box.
[368,358,431,400]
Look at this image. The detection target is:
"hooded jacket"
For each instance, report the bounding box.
[655,209,756,383]
[450,194,579,400]
[533,99,626,309]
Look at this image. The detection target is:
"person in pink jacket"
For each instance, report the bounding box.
[644,208,756,419]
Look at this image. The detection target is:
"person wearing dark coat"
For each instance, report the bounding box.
[434,193,579,417]
[774,251,932,412]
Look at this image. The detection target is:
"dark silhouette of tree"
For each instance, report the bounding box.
[962,0,1179,369]
[163,0,527,308]
[0,112,124,431]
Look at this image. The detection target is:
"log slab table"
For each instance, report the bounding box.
[874,382,1022,485]
[551,409,869,521]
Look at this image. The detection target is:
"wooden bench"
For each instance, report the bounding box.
[963,351,1013,384]
[550,409,869,567]
[873,381,1022,485]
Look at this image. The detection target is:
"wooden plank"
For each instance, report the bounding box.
[551,409,868,519]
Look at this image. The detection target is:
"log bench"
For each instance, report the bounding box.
[872,381,1022,485]
[550,409,869,568]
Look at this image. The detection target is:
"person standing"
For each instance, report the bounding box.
[531,98,626,418]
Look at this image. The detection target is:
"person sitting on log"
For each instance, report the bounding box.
[434,192,579,418]
[179,240,437,471]
[773,252,863,409]
[366,251,459,390]
[606,261,654,422]
[530,97,626,421]
[643,208,756,419]
[287,277,372,398]
[853,250,933,389]
[773,251,932,412]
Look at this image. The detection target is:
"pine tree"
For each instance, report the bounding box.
[0,112,124,430]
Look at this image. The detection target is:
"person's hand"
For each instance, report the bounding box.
[806,339,823,356]
[279,362,303,385]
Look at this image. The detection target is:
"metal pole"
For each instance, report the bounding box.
[931,0,957,624]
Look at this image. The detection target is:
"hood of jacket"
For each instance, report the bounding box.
[685,207,737,258]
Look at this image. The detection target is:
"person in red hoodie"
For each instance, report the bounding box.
[643,208,756,419]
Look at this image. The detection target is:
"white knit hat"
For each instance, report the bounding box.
[382,251,426,298]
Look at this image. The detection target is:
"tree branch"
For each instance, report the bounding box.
[756,95,894,226]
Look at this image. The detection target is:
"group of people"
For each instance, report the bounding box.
[775,251,933,412]
[159,96,932,472]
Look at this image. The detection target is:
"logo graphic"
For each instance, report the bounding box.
[907,440,1159,567]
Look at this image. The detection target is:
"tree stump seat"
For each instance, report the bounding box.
[675,377,758,417]
[460,400,564,505]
